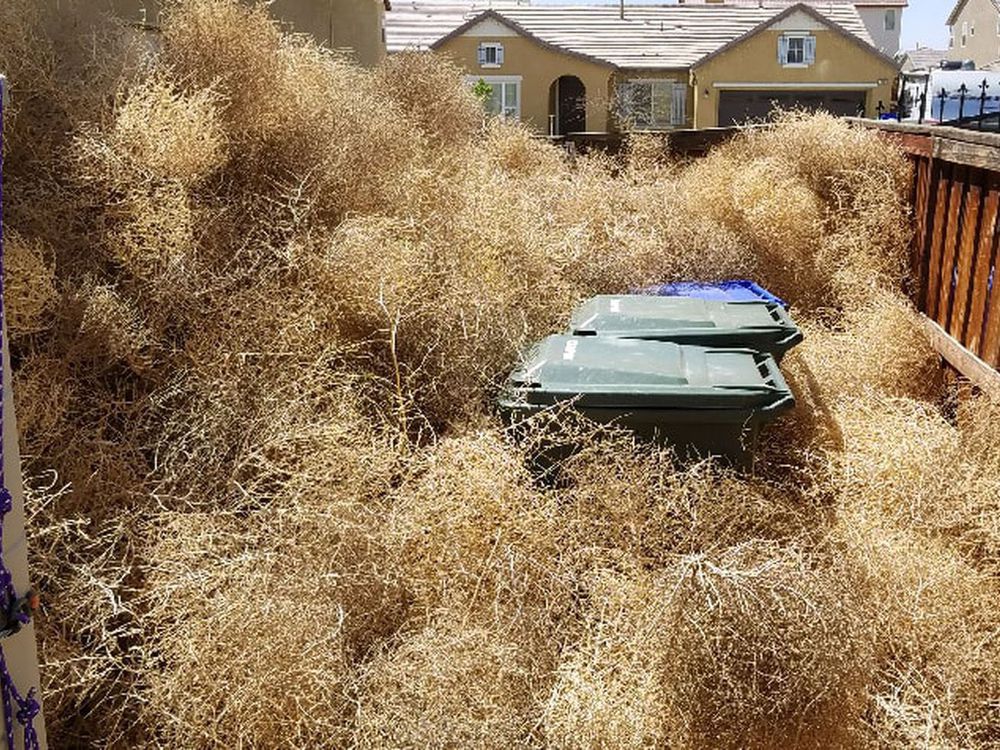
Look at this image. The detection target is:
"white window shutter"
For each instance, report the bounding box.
[804,36,816,64]
[477,44,486,65]
[671,83,686,126]
[778,36,789,65]
[496,44,504,64]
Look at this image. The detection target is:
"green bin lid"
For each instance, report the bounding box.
[503,335,793,411]
[568,295,802,354]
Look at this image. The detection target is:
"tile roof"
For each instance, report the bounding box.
[386,0,529,52]
[413,2,880,69]
[897,47,949,71]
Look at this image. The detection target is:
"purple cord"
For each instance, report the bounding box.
[0,76,42,750]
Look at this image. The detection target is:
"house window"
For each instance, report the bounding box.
[884,9,895,31]
[779,34,816,66]
[963,21,968,46]
[469,76,521,119]
[617,80,687,130]
[477,42,504,68]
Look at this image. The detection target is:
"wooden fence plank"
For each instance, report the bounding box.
[934,137,1000,171]
[926,163,953,317]
[911,157,934,302]
[919,314,1000,398]
[949,174,983,339]
[888,132,934,158]
[975,280,1000,367]
[936,166,967,324]
[965,186,1000,354]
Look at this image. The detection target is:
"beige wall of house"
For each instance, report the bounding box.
[692,24,897,127]
[436,31,614,133]
[855,4,903,55]
[82,0,386,66]
[272,0,386,67]
[947,0,1000,68]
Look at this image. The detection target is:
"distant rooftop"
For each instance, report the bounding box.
[389,3,878,69]
[898,47,950,72]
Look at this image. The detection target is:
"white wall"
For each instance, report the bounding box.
[857,6,901,55]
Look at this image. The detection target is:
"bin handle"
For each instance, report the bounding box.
[756,353,790,392]
[754,354,795,413]
[759,393,796,414]
[776,329,805,349]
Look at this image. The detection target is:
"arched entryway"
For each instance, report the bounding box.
[548,75,587,135]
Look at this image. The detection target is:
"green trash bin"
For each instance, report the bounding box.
[568,295,803,361]
[499,335,795,466]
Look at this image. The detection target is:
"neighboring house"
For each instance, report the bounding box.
[897,46,949,72]
[100,0,389,67]
[676,0,906,54]
[947,0,1000,69]
[853,0,906,54]
[424,3,897,133]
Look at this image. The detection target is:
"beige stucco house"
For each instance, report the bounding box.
[675,0,907,55]
[947,0,1000,69]
[425,3,898,134]
[97,0,388,66]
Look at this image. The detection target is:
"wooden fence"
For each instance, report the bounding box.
[856,120,1000,395]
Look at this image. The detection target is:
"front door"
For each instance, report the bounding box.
[555,76,587,134]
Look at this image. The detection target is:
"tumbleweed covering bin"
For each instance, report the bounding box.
[569,295,803,361]
[499,335,795,465]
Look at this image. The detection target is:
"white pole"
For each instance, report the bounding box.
[0,74,48,750]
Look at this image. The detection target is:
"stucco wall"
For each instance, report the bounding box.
[692,26,898,127]
[856,5,901,55]
[81,0,386,66]
[436,33,614,133]
[947,0,1000,68]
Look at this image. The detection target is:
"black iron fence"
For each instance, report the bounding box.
[892,79,1000,131]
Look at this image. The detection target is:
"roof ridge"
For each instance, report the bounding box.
[399,0,885,68]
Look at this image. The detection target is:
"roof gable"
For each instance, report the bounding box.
[948,0,1000,27]
[430,9,615,67]
[693,2,898,69]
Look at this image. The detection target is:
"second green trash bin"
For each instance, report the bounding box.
[568,295,803,361]
[499,335,794,465]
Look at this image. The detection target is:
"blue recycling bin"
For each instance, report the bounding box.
[643,280,788,309]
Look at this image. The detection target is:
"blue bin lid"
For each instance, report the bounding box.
[643,280,788,309]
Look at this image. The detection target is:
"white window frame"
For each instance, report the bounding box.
[963,21,968,47]
[477,42,504,69]
[778,33,816,68]
[466,75,521,120]
[617,79,687,131]
[883,9,895,31]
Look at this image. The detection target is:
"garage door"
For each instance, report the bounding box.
[718,90,868,126]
